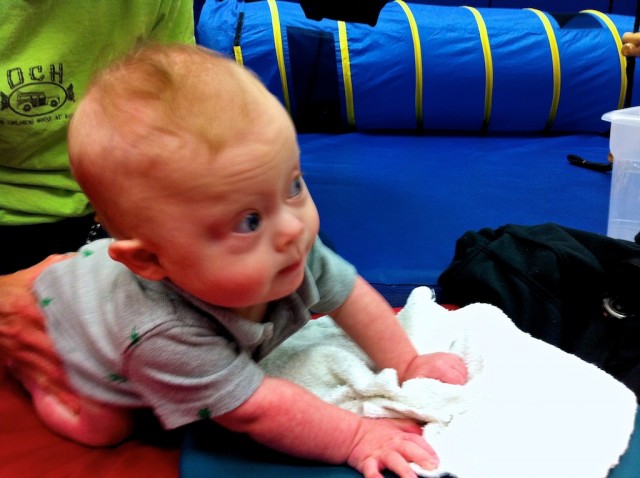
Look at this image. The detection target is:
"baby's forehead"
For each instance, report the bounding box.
[75,50,291,158]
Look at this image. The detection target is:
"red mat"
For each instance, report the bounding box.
[0,366,180,478]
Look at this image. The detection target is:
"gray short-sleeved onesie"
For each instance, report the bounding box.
[34,237,356,429]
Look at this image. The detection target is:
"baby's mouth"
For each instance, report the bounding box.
[279,259,303,276]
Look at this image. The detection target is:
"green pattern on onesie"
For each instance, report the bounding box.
[129,327,141,346]
[106,373,128,384]
[40,297,53,307]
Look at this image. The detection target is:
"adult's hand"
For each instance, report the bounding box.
[0,254,80,412]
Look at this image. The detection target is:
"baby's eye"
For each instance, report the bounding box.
[288,175,304,198]
[234,212,261,233]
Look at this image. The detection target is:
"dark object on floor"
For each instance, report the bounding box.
[439,223,640,399]
[567,153,613,172]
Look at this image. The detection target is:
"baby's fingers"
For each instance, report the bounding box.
[362,451,416,478]
[435,354,468,385]
[399,433,440,471]
[361,438,439,478]
[446,360,469,385]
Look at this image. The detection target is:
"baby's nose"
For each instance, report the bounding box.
[275,212,305,251]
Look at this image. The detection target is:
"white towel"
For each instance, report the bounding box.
[260,287,637,478]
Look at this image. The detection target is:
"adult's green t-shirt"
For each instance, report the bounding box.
[0,1,195,225]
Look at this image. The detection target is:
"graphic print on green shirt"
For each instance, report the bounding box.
[0,1,195,225]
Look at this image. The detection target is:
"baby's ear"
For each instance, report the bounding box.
[108,239,166,281]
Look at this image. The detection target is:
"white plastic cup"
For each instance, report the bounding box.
[602,106,640,241]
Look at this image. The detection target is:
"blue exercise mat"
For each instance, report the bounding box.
[298,131,611,304]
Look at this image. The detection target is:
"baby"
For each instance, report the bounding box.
[30,44,467,478]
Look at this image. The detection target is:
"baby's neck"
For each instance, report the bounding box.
[230,303,269,323]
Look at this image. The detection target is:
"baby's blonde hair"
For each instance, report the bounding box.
[68,43,279,238]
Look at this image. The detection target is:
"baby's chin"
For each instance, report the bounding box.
[270,270,306,302]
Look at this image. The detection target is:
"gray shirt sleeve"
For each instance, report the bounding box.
[305,236,358,314]
[123,318,265,429]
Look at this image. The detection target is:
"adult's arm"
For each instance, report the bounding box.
[0,254,80,412]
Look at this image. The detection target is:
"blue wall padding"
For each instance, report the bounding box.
[197,1,638,133]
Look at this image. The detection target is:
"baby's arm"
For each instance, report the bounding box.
[331,276,467,384]
[30,383,134,447]
[216,376,438,478]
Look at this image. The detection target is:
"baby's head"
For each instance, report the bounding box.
[68,44,320,312]
[69,44,277,238]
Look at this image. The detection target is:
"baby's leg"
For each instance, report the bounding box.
[30,385,134,447]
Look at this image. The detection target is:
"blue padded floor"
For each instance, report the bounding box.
[298,131,612,305]
[181,421,372,477]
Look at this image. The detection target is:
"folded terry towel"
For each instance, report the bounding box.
[260,287,637,478]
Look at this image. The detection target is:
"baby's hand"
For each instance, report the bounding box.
[347,417,438,478]
[401,352,468,385]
